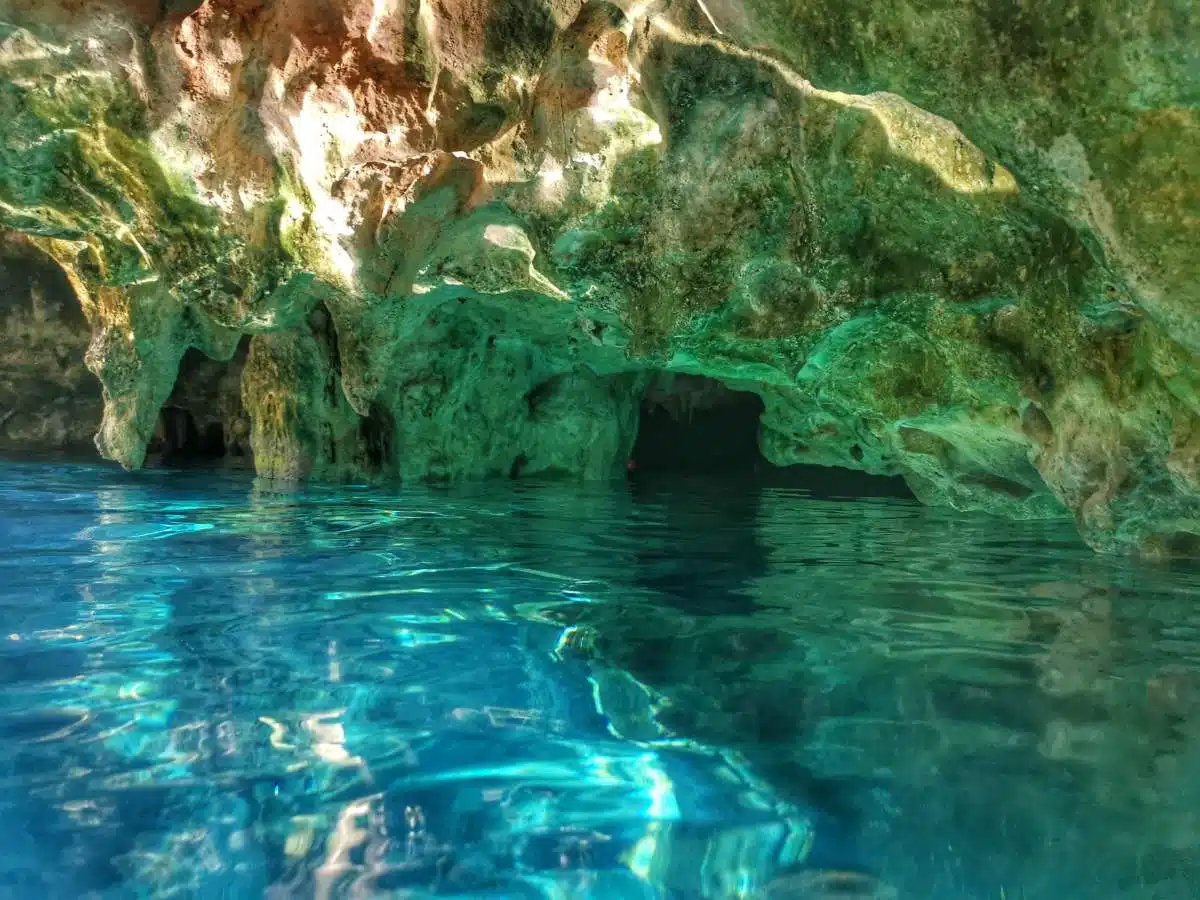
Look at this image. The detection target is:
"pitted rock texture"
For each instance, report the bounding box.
[0,0,1197,555]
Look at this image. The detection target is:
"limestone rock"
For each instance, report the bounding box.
[0,232,100,452]
[0,0,1196,554]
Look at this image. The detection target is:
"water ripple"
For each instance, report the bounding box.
[0,462,1198,898]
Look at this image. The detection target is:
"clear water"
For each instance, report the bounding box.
[1,461,1198,899]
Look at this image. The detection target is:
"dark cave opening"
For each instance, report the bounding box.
[360,403,396,474]
[144,341,253,469]
[632,374,764,477]
[629,373,913,499]
[147,406,226,466]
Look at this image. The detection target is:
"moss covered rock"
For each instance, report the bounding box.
[0,0,1197,554]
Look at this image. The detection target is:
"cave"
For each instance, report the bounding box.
[143,342,254,468]
[632,374,764,477]
[0,232,102,457]
[146,407,227,466]
[630,373,913,499]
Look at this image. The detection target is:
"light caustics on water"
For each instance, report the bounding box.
[1,461,1199,899]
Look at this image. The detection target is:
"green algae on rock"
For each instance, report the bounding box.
[0,0,1197,556]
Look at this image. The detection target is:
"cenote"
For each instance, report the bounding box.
[3,1,1200,897]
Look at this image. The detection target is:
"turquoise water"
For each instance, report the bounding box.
[1,461,1198,899]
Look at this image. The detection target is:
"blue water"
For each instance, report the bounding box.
[1,461,1198,899]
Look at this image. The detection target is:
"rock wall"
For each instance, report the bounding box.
[0,231,100,451]
[0,0,1196,554]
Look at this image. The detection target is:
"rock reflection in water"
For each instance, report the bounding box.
[0,463,815,899]
[547,482,1200,900]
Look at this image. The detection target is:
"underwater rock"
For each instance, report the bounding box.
[0,0,1197,554]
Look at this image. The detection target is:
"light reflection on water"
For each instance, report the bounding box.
[0,461,1198,899]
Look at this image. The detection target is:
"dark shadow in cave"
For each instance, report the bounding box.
[360,403,396,476]
[144,341,252,469]
[0,237,87,329]
[147,407,227,467]
[629,373,914,499]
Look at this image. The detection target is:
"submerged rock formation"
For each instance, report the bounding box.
[0,0,1196,554]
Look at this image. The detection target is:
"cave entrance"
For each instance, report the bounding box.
[633,374,764,477]
[148,407,227,467]
[144,341,253,469]
[630,373,913,499]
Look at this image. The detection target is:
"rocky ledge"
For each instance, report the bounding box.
[0,0,1196,555]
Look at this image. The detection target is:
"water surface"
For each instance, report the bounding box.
[1,461,1197,899]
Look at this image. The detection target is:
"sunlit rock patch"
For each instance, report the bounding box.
[0,0,1197,555]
